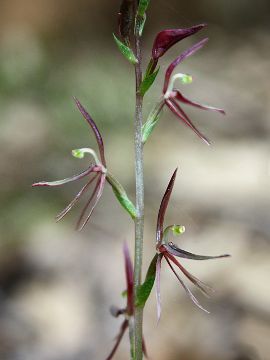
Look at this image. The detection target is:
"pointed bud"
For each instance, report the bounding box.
[152,24,206,61]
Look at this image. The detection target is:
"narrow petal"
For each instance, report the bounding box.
[163,242,230,261]
[152,24,206,60]
[164,256,210,313]
[76,173,106,231]
[165,99,211,145]
[105,320,128,360]
[32,165,95,187]
[174,90,225,115]
[156,169,178,245]
[55,173,99,221]
[163,251,214,298]
[155,254,163,321]
[163,38,208,93]
[74,98,106,167]
[123,242,134,315]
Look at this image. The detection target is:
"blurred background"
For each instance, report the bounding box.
[0,0,270,359]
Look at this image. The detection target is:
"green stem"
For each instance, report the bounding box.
[133,10,144,360]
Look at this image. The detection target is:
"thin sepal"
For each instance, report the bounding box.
[156,168,178,245]
[113,33,138,65]
[56,173,99,222]
[163,38,208,93]
[164,256,210,313]
[174,90,225,115]
[74,98,106,166]
[163,250,214,298]
[165,99,211,145]
[163,242,230,261]
[32,165,95,187]
[105,320,128,360]
[76,174,106,231]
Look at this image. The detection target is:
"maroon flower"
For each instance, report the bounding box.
[107,243,147,360]
[155,169,230,319]
[162,38,225,145]
[151,24,206,70]
[32,98,107,231]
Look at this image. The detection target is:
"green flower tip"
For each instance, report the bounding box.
[172,225,185,236]
[72,149,85,159]
[180,74,193,85]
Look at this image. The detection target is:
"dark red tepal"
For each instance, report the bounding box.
[152,24,206,61]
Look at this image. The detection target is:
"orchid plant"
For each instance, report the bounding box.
[33,1,229,359]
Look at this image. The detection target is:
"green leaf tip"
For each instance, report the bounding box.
[113,33,138,65]
[138,0,151,17]
[106,172,137,220]
[142,100,164,144]
[136,13,146,37]
[135,254,158,308]
[139,67,160,96]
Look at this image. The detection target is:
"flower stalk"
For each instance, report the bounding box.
[133,9,144,360]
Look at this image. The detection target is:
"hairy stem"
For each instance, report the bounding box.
[133,11,144,360]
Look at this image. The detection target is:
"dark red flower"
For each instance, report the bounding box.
[32,98,107,231]
[161,38,225,145]
[155,169,230,319]
[107,243,148,360]
[32,98,137,230]
[152,24,206,62]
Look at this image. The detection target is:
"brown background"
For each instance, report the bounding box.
[0,1,270,359]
